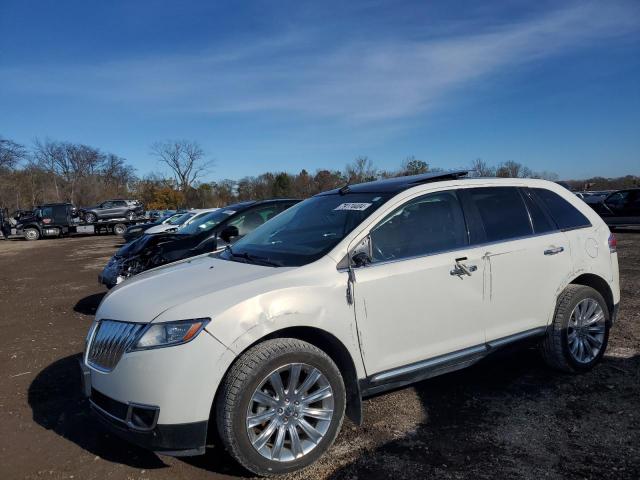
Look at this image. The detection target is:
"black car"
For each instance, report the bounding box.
[586,188,640,228]
[99,199,299,288]
[80,199,143,223]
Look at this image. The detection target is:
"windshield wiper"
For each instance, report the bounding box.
[225,246,281,267]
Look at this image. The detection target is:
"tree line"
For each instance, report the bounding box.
[1,135,637,212]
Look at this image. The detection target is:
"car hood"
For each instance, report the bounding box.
[145,223,179,234]
[116,231,184,256]
[96,255,290,323]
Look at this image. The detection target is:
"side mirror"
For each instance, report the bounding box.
[351,235,372,267]
[220,225,239,243]
[352,251,371,267]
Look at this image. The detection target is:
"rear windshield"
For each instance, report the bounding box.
[178,209,235,235]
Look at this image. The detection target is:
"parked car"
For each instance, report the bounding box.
[80,199,143,223]
[122,211,190,243]
[98,199,299,288]
[585,188,640,228]
[82,172,619,475]
[144,208,218,235]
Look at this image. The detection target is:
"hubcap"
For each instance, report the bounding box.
[567,298,606,364]
[246,363,334,462]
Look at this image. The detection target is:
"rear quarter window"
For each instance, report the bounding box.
[532,188,591,230]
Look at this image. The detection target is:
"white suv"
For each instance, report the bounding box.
[82,172,620,476]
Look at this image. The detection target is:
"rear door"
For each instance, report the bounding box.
[461,186,572,341]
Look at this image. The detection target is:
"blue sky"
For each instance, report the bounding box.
[1,0,639,181]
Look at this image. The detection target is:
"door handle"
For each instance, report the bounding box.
[450,262,477,276]
[544,246,564,256]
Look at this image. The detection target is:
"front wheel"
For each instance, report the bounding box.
[540,285,610,372]
[216,339,346,476]
[24,228,40,241]
[84,212,97,223]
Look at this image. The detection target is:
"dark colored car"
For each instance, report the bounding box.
[99,199,299,288]
[586,188,640,228]
[80,199,143,223]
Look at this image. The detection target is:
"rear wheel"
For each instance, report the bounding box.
[24,227,40,241]
[113,223,127,235]
[216,339,346,476]
[540,285,610,372]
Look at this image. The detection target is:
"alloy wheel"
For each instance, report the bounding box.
[245,363,334,462]
[567,298,606,364]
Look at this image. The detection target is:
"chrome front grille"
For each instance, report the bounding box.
[87,320,145,372]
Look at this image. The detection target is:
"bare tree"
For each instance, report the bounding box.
[345,156,377,183]
[0,136,27,170]
[471,158,495,177]
[151,140,213,192]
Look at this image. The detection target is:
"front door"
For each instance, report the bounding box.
[352,190,487,376]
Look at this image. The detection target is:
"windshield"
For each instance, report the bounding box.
[167,212,194,225]
[221,193,390,267]
[178,209,235,235]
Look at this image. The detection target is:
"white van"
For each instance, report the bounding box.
[82,172,620,476]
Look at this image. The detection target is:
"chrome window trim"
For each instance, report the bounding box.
[339,228,569,272]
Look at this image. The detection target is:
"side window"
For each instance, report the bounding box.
[101,201,113,208]
[114,200,127,207]
[370,190,468,263]
[40,207,53,218]
[467,187,532,242]
[533,188,591,230]
[228,206,278,236]
[521,189,557,234]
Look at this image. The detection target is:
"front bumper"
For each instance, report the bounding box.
[99,258,125,288]
[84,326,234,454]
[89,386,208,456]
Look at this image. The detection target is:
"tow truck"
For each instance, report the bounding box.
[12,202,147,240]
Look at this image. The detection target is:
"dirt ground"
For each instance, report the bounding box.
[0,232,638,480]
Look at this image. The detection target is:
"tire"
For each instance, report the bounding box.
[84,212,97,223]
[540,285,610,373]
[24,228,40,241]
[113,223,127,235]
[216,338,346,476]
[126,211,136,221]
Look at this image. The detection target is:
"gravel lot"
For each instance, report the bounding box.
[0,232,638,480]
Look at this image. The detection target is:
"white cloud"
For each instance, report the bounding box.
[2,1,638,122]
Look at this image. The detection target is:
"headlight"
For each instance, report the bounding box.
[132,318,210,350]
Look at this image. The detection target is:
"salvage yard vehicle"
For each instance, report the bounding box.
[79,199,144,223]
[82,172,620,476]
[123,211,190,242]
[144,208,219,235]
[14,202,149,240]
[586,188,640,228]
[98,199,299,288]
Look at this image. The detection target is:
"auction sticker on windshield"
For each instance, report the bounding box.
[334,203,372,211]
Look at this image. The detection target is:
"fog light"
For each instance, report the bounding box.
[128,404,159,430]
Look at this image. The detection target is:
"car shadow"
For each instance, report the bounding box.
[28,353,167,470]
[325,348,640,479]
[74,292,106,316]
